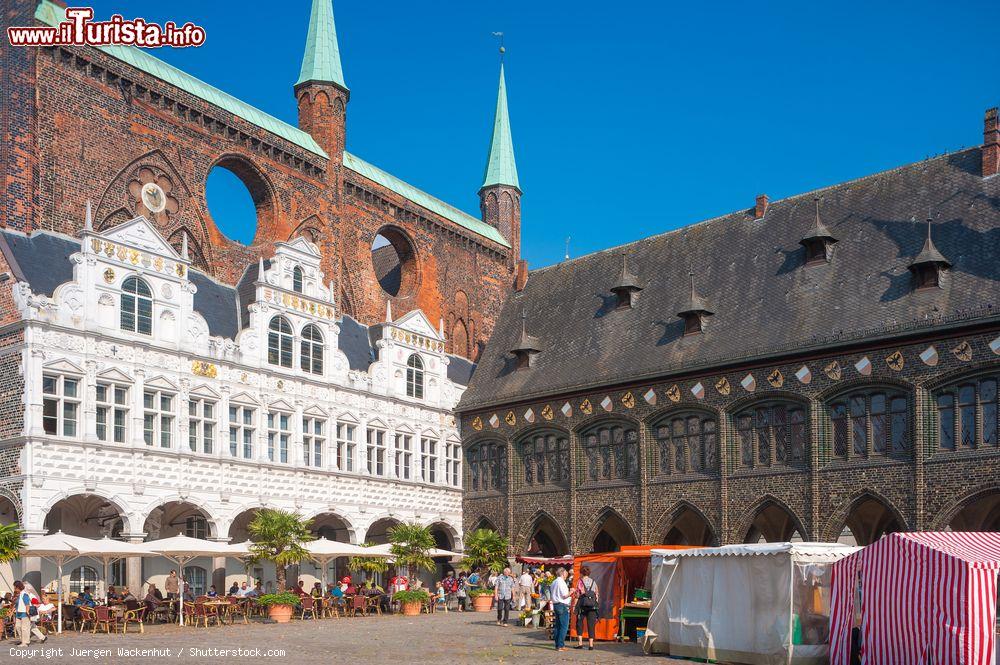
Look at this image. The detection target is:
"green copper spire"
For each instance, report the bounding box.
[481,64,519,191]
[296,0,347,89]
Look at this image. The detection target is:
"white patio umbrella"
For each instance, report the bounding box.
[71,537,156,604]
[20,531,85,634]
[305,538,373,591]
[144,535,238,626]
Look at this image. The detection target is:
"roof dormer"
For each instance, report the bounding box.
[610,249,642,309]
[676,272,713,335]
[510,307,541,370]
[799,197,838,265]
[908,218,951,290]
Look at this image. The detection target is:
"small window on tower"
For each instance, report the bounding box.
[292,266,303,293]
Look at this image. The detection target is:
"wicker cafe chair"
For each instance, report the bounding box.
[349,595,366,617]
[93,605,117,634]
[228,597,250,625]
[76,606,97,632]
[324,597,340,619]
[300,596,318,620]
[121,606,147,634]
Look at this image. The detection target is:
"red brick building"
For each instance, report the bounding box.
[1,0,523,358]
[459,108,1000,556]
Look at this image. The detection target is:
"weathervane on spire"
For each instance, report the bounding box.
[492,31,505,61]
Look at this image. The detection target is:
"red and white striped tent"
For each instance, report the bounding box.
[830,532,1000,665]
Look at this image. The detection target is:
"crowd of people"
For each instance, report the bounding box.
[435,564,601,652]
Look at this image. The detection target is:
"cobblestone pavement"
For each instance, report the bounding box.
[3,610,696,664]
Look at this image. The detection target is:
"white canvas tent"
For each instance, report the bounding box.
[647,543,859,665]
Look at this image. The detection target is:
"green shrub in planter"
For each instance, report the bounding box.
[392,589,430,604]
[257,592,301,607]
[468,588,493,598]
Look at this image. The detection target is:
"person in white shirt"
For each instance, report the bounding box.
[517,569,534,610]
[550,567,571,651]
[12,581,46,646]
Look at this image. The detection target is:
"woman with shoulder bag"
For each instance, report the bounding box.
[572,566,599,650]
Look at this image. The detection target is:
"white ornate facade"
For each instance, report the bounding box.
[0,216,466,593]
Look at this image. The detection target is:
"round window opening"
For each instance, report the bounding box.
[205,162,262,245]
[371,229,417,298]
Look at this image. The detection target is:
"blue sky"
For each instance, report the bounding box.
[91,0,996,267]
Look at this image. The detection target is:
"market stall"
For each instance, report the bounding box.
[829,531,1000,665]
[571,545,690,642]
[515,554,573,568]
[647,542,858,664]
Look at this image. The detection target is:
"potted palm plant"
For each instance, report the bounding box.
[247,509,313,623]
[389,523,435,616]
[0,522,24,591]
[460,528,509,612]
[347,542,389,579]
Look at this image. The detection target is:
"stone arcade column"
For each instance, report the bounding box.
[20,529,46,592]
[209,537,231,595]
[123,532,147,594]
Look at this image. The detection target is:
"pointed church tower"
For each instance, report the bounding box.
[295,0,349,169]
[479,62,521,265]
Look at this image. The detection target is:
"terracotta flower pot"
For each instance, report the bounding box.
[472,595,493,612]
[267,604,294,623]
[401,600,422,616]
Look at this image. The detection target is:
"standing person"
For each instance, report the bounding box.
[464,569,481,612]
[517,567,534,610]
[12,581,45,646]
[164,570,179,601]
[550,567,571,652]
[456,572,468,612]
[493,567,515,627]
[487,569,499,610]
[572,565,599,650]
[442,570,459,610]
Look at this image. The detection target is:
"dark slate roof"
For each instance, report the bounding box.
[188,270,239,338]
[339,315,376,371]
[458,147,1000,411]
[0,230,78,296]
[236,259,271,329]
[447,354,476,386]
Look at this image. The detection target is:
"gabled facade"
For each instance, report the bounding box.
[0,217,468,594]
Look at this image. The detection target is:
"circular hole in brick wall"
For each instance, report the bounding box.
[205,158,272,245]
[371,227,417,298]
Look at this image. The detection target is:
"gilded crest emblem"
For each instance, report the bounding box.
[952,341,973,362]
[622,391,635,409]
[767,369,784,388]
[104,242,114,257]
[666,385,681,402]
[90,238,101,253]
[715,377,731,396]
[276,380,284,390]
[541,404,554,420]
[886,351,904,371]
[175,263,185,277]
[102,268,115,284]
[580,399,593,415]
[116,246,127,261]
[471,416,483,431]
[504,411,516,426]
[128,249,140,265]
[154,257,164,272]
[824,361,842,380]
[191,360,217,378]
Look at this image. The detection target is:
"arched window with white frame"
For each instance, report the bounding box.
[300,324,324,375]
[406,354,424,399]
[267,316,293,368]
[121,276,153,335]
[292,265,303,293]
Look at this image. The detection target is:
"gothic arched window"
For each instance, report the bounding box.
[300,324,324,375]
[581,422,638,482]
[519,431,569,487]
[736,402,807,467]
[467,441,506,493]
[120,276,153,335]
[829,389,908,459]
[292,265,303,293]
[654,412,718,474]
[406,354,424,399]
[936,377,998,450]
[267,316,293,368]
